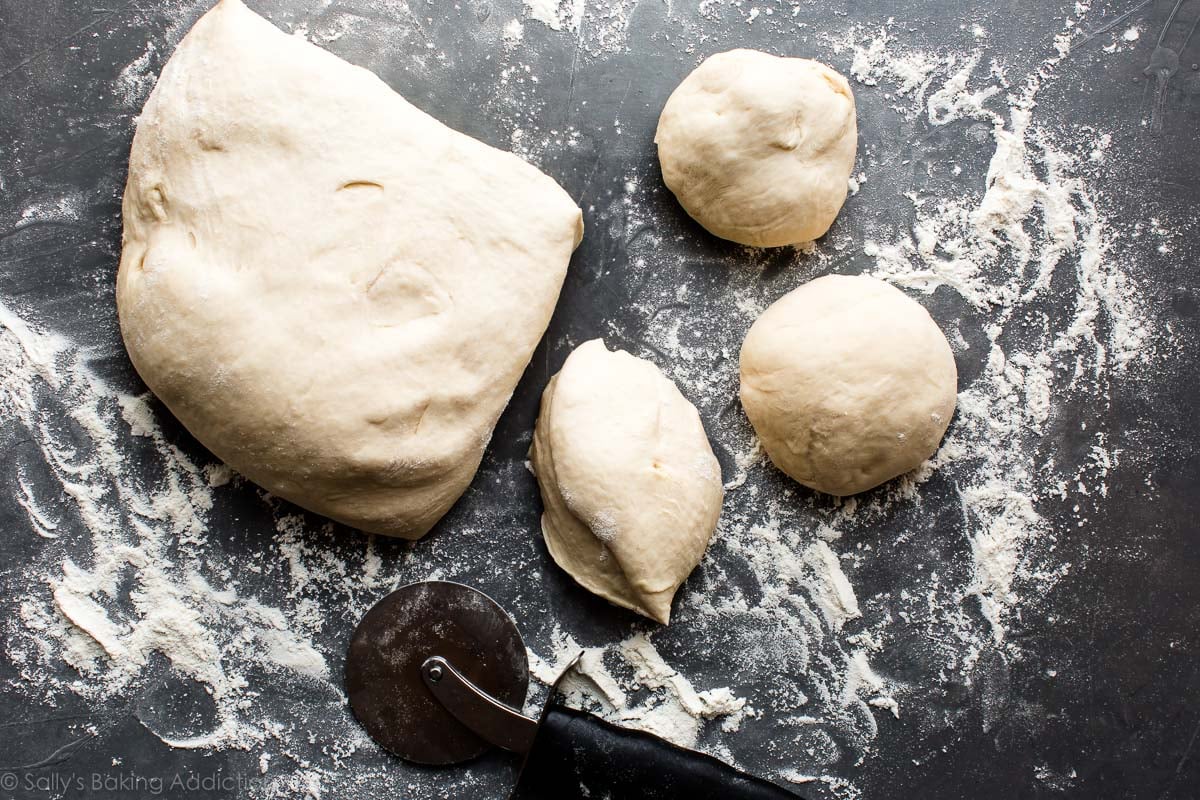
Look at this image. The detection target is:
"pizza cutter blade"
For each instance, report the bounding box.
[346,580,802,799]
[344,580,530,765]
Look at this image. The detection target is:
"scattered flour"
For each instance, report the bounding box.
[113,43,158,107]
[836,15,1151,639]
[526,627,749,749]
[502,18,525,50]
[1,3,1170,800]
[801,541,862,632]
[521,0,637,57]
[523,0,585,33]
[1,306,331,751]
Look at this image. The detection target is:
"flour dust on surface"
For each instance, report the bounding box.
[0,1,1183,799]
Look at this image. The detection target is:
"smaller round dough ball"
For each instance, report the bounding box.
[655,49,857,248]
[739,275,957,496]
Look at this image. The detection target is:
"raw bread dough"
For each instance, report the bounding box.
[117,0,583,539]
[739,275,957,496]
[530,340,723,624]
[655,49,857,248]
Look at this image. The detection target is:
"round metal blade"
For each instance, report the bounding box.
[345,580,529,765]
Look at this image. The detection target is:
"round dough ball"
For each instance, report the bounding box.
[739,275,957,496]
[530,339,723,624]
[655,49,857,248]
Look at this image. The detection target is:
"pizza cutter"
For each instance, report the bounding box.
[345,580,802,799]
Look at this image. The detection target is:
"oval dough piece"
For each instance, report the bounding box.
[739,275,957,496]
[655,49,857,248]
[117,0,583,539]
[530,340,723,624]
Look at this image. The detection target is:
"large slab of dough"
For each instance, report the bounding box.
[117,0,583,538]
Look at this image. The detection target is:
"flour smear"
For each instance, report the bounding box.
[1,3,1166,800]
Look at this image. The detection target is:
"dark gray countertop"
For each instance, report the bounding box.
[1,1,1199,799]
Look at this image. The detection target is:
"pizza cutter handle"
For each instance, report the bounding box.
[510,705,803,800]
[422,655,802,800]
[421,656,538,754]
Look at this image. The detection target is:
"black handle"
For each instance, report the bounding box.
[509,705,802,800]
